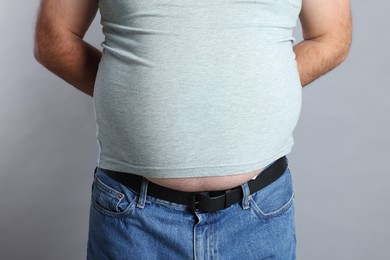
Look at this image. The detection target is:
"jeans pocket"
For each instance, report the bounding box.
[249,167,295,219]
[91,167,138,218]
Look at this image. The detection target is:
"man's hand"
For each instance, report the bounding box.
[294,0,352,87]
[33,0,102,97]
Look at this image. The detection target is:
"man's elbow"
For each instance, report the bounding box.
[33,40,44,65]
[33,30,52,66]
[336,34,352,65]
[320,32,352,72]
[334,20,353,66]
[33,32,78,70]
[33,34,59,67]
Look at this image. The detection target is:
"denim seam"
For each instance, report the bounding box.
[90,196,137,218]
[250,190,295,219]
[95,172,140,203]
[144,194,248,212]
[145,196,189,211]
[95,174,125,199]
[91,173,138,218]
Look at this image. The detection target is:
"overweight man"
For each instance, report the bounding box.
[34,0,352,259]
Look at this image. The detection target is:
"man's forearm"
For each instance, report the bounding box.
[34,34,102,97]
[293,35,351,87]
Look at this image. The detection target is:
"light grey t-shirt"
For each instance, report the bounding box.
[93,0,303,178]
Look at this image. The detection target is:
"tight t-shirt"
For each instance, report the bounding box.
[93,0,303,178]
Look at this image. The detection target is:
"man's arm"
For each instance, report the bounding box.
[293,0,352,87]
[33,0,101,97]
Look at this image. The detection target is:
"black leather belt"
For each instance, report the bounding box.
[99,156,287,212]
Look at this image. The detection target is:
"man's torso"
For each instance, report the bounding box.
[92,0,302,189]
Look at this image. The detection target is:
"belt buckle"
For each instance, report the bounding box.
[190,189,235,213]
[190,193,203,212]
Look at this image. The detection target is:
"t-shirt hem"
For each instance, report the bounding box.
[96,145,292,178]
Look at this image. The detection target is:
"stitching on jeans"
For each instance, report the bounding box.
[91,172,138,218]
[250,191,295,219]
[249,168,295,219]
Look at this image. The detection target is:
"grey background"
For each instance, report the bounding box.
[0,0,389,259]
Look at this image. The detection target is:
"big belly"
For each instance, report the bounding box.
[92,39,302,178]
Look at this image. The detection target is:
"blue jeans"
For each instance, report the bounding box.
[87,162,296,259]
